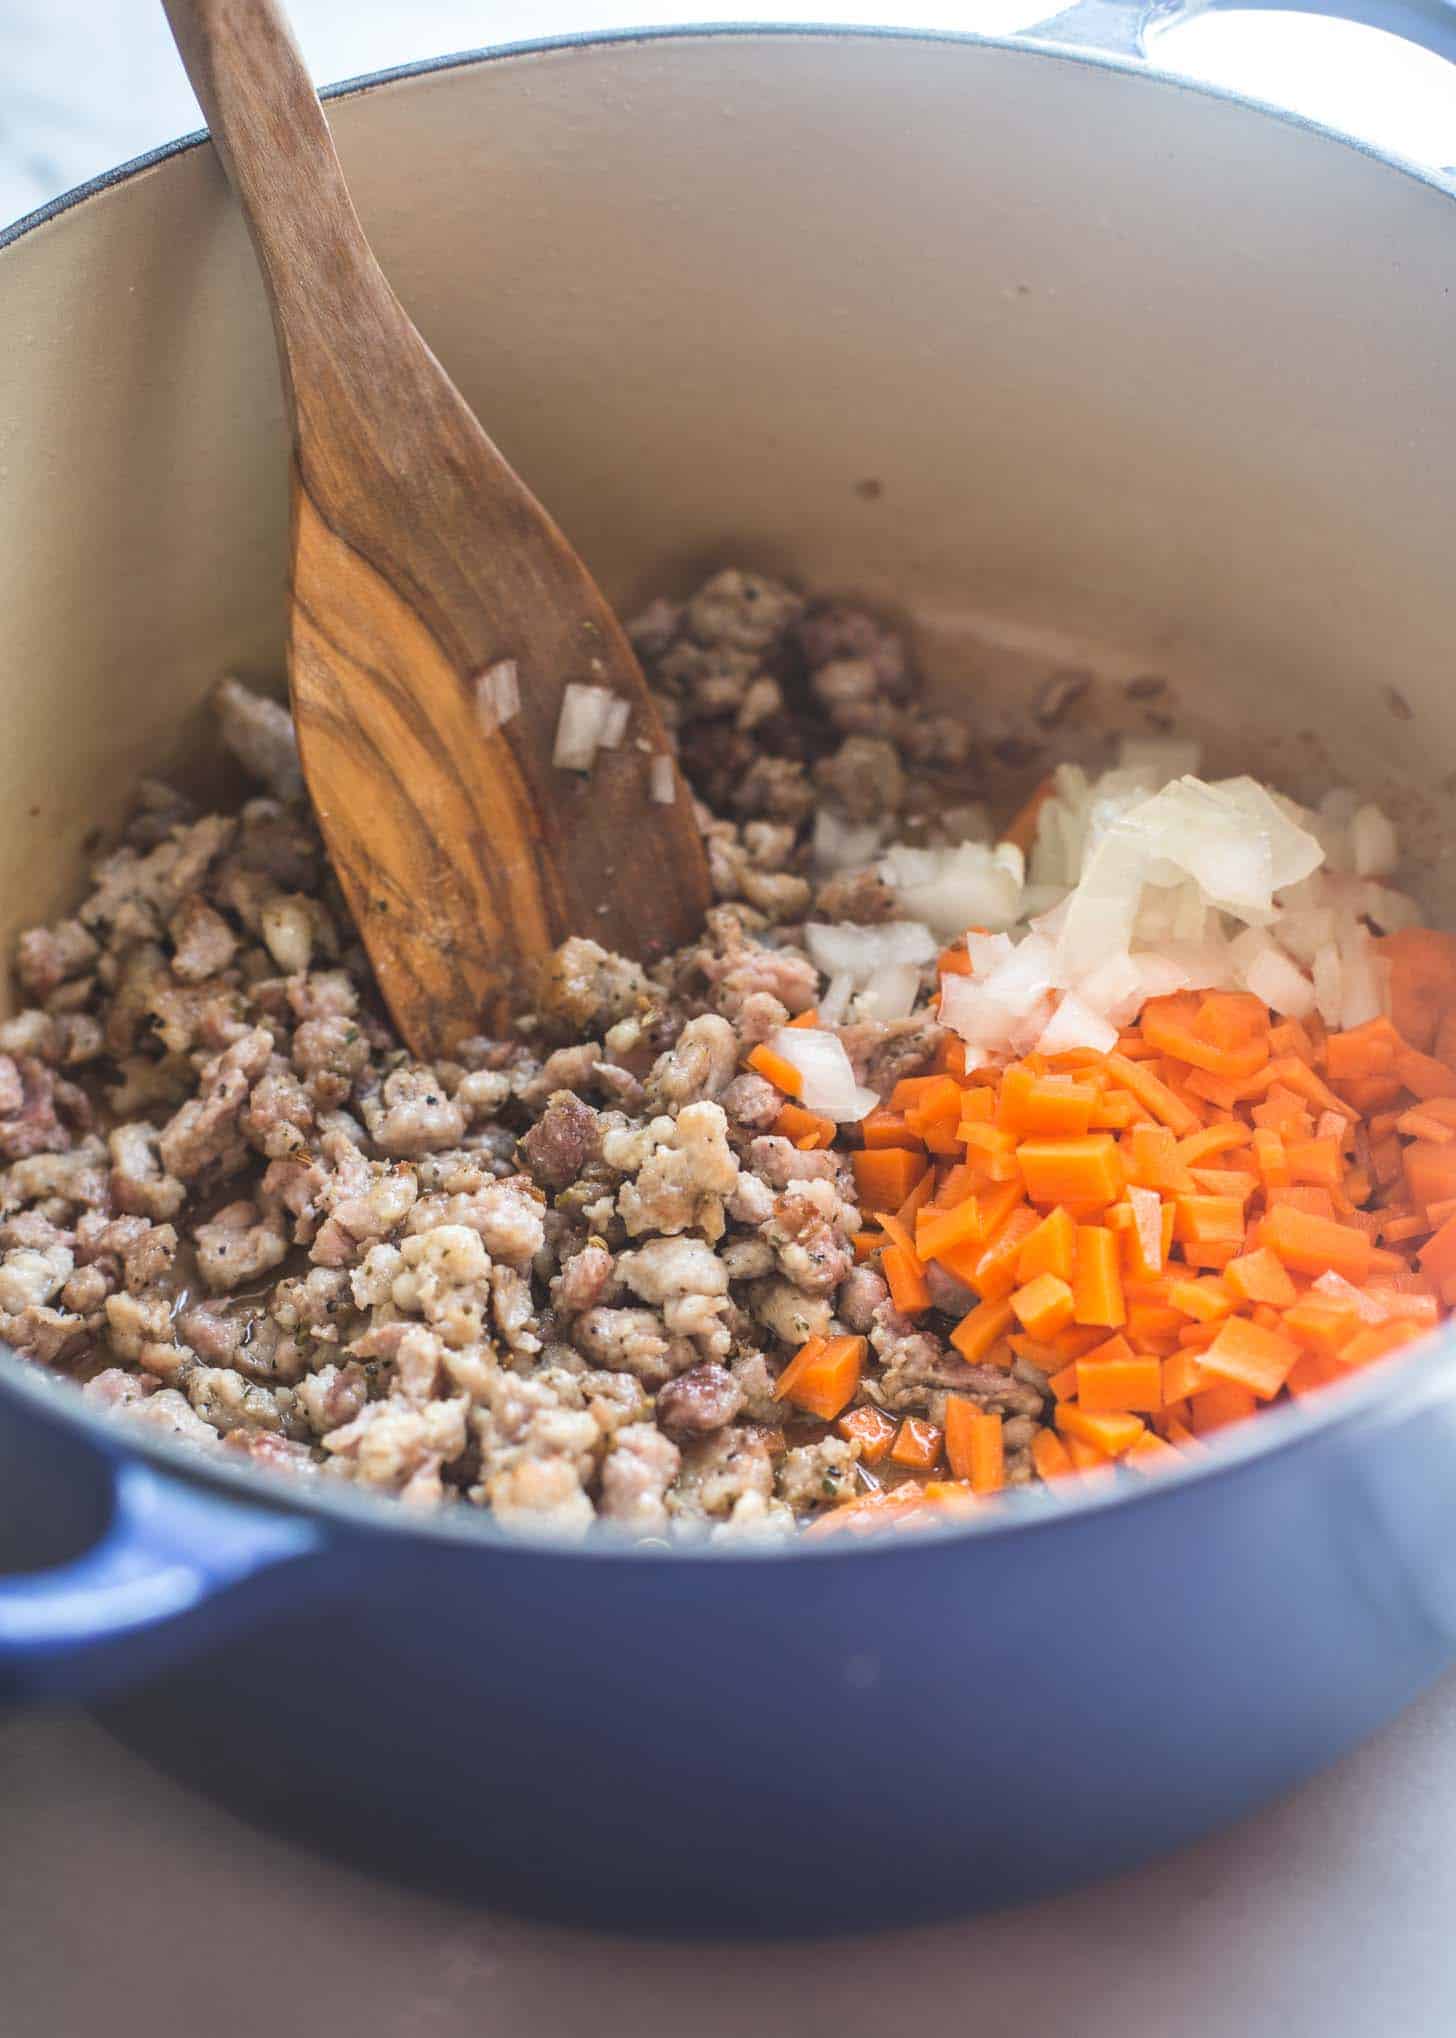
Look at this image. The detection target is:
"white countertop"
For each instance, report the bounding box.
[5,3,1456,2029]
[4,1675,1456,2036]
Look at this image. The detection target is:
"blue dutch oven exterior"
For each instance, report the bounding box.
[5,1333,1456,1934]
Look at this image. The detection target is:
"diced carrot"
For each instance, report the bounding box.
[860,1106,924,1151]
[1282,1294,1359,1358]
[1125,1429,1183,1475]
[1167,1276,1234,1324]
[1142,993,1270,1078]
[1285,1348,1347,1397]
[1223,1246,1298,1308]
[1031,1428,1076,1481]
[851,1231,882,1262]
[1127,1301,1185,1343]
[1122,1124,1196,1195]
[1047,1360,1081,1402]
[1324,1015,1403,1081]
[882,1244,931,1315]
[1017,1135,1124,1208]
[746,1044,803,1095]
[1164,1417,1209,1451]
[1173,1194,1246,1246]
[1011,1272,1076,1340]
[1381,927,1456,1051]
[1251,1129,1292,1189]
[1189,1380,1259,1432]
[1177,1121,1254,1167]
[965,1205,1040,1302]
[1406,1140,1456,1211]
[1265,1185,1337,1220]
[836,1404,897,1464]
[945,1397,1005,1493]
[1200,1316,1300,1400]
[1269,1056,1358,1123]
[1260,1202,1373,1284]
[1054,1402,1146,1457]
[852,1148,927,1212]
[1340,1321,1427,1367]
[1103,1052,1201,1138]
[1285,1136,1344,1189]
[890,1416,944,1471]
[916,1197,983,1266]
[896,1166,938,1231]
[772,1101,837,1150]
[1419,1211,1456,1287]
[960,1123,1021,1181]
[949,1295,1016,1365]
[998,1066,1098,1137]
[773,1333,866,1420]
[1162,1349,1213,1403]
[937,942,974,978]
[1015,1204,1077,1284]
[785,1009,821,1029]
[1077,1337,1162,1414]
[1072,1225,1125,1328]
[1195,991,1269,1050]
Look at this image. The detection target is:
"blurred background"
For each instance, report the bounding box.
[5,0,1456,233]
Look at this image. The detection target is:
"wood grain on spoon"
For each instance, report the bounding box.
[161,0,709,1058]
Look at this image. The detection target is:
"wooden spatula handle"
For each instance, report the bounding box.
[161,0,393,424]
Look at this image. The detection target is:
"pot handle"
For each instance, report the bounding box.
[1033,0,1456,67]
[0,1457,323,1704]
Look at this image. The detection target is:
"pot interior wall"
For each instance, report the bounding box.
[1,29,1453,1006]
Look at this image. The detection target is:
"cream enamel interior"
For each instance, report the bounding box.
[1,28,1454,998]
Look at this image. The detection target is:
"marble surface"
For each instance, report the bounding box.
[5,3,1456,2032]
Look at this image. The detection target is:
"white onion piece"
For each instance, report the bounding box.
[804,920,935,985]
[475,658,520,733]
[967,931,1014,974]
[1128,1186,1164,1274]
[1036,991,1118,1056]
[553,683,617,770]
[1362,885,1420,934]
[853,963,921,1022]
[599,697,631,748]
[649,755,677,805]
[1312,942,1344,1026]
[1241,942,1317,1020]
[1339,926,1385,1029]
[880,841,1023,937]
[765,1028,878,1121]
[813,808,885,873]
[819,971,856,1027]
[1351,805,1398,878]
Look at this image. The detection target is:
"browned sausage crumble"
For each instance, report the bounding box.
[0,571,1048,1537]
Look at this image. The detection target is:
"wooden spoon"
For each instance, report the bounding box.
[161,0,709,1059]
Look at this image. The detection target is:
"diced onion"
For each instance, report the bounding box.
[599,697,632,749]
[553,683,620,771]
[804,920,936,985]
[649,755,677,805]
[1035,991,1118,1056]
[765,1028,879,1121]
[1351,805,1398,879]
[879,841,1023,937]
[813,808,885,873]
[474,658,521,733]
[852,963,921,1022]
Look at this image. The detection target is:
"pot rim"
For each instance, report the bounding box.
[3,14,1454,260]
[1,18,1453,1563]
